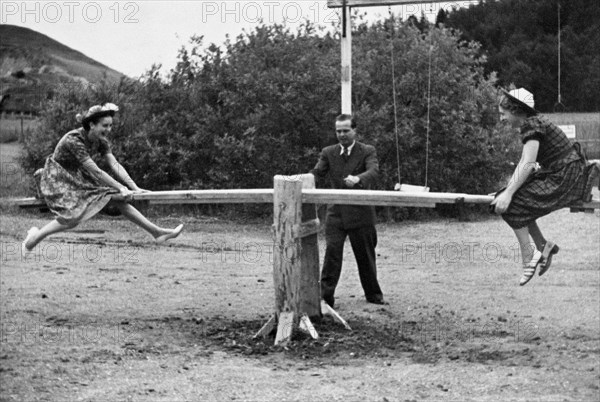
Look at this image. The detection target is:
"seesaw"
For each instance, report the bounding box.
[11,189,600,212]
[7,174,599,345]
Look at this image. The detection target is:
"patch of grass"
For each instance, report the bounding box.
[0,203,598,401]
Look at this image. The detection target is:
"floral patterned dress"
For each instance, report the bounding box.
[501,116,587,229]
[38,128,118,225]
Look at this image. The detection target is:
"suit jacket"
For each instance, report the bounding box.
[310,141,379,229]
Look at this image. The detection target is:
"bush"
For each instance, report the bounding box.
[21,18,521,220]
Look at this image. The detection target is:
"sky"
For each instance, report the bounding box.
[2,1,478,78]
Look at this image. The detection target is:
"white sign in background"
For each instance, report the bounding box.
[558,125,577,139]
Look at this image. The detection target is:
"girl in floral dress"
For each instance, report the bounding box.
[22,103,183,255]
[491,89,586,286]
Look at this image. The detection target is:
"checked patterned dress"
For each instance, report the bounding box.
[501,116,587,229]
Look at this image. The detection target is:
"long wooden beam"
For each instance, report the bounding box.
[341,4,352,113]
[130,189,273,204]
[9,190,600,210]
[302,189,492,206]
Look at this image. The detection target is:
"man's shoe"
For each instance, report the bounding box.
[322,297,335,309]
[366,297,387,305]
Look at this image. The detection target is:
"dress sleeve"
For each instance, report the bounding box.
[65,135,93,165]
[520,117,544,144]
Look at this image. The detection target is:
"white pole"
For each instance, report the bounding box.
[341,4,352,114]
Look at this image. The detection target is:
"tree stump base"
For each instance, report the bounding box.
[254,174,351,346]
[254,301,351,345]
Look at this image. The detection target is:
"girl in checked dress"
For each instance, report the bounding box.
[22,103,183,256]
[491,88,587,286]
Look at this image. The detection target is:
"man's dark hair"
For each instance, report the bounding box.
[336,114,357,129]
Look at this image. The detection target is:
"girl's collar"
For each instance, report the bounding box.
[78,127,95,147]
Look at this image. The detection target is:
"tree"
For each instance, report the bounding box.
[445,0,600,112]
[23,17,519,216]
[350,18,514,194]
[435,8,447,27]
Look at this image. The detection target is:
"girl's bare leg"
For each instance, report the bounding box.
[513,226,536,263]
[528,221,546,252]
[114,201,183,241]
[23,219,78,251]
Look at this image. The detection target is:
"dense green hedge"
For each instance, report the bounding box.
[22,18,520,212]
[444,0,600,113]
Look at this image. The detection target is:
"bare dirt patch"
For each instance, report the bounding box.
[1,207,599,401]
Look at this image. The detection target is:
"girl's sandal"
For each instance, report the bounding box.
[539,241,559,276]
[520,250,543,286]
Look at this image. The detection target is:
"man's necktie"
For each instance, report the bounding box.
[342,147,349,161]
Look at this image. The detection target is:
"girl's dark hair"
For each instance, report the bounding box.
[82,110,115,131]
[77,103,119,130]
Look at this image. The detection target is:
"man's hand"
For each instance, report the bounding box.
[344,175,360,188]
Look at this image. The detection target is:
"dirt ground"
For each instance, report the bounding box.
[1,204,599,401]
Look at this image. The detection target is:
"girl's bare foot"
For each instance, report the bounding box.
[155,224,184,243]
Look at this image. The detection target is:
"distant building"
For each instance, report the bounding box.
[545,113,600,160]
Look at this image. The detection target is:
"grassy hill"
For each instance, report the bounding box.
[0,24,126,114]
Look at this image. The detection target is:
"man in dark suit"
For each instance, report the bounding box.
[310,114,384,308]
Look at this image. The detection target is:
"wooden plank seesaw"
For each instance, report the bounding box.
[6,179,599,345]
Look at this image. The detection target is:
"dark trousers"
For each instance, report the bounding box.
[320,218,383,305]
